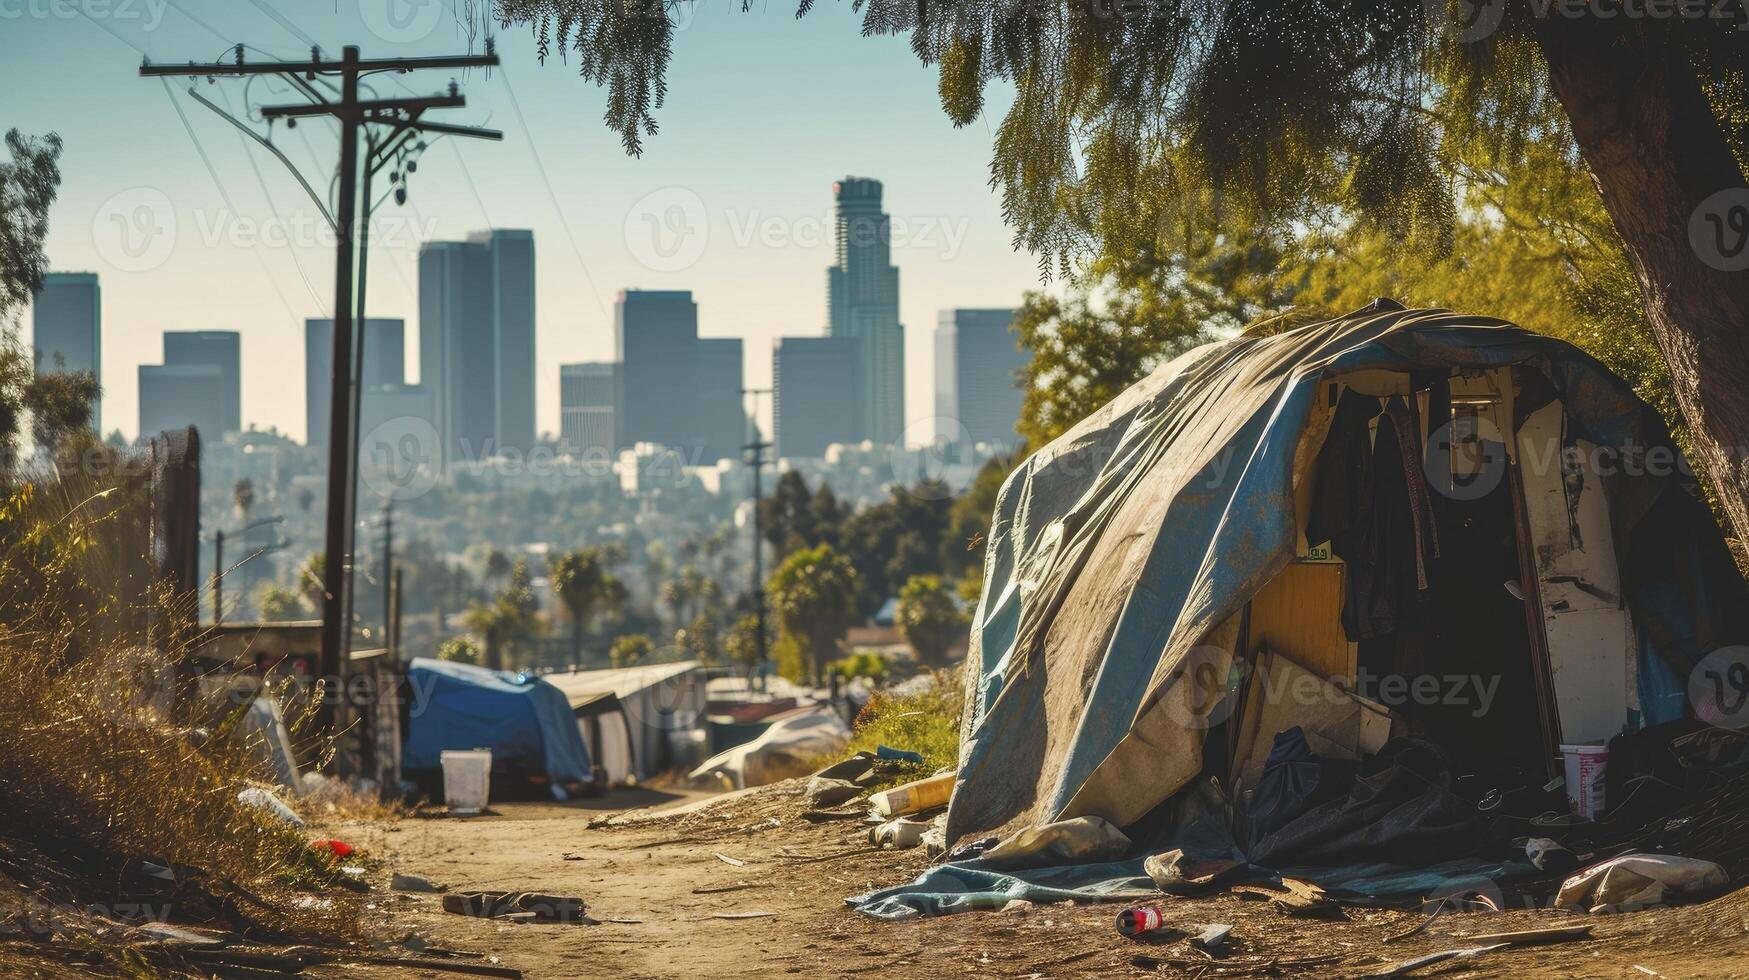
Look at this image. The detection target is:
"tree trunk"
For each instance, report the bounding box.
[1536,19,1749,542]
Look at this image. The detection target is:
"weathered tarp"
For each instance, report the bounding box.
[949,304,1748,843]
[405,658,594,786]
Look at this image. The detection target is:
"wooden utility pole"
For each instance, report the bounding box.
[740,389,772,683]
[142,44,500,768]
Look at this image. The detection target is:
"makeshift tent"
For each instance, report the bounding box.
[948,303,1749,845]
[689,704,851,789]
[572,691,636,787]
[404,658,594,786]
[546,661,706,778]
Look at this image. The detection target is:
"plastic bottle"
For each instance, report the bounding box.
[869,772,955,817]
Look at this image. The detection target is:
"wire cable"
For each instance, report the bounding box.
[161,79,307,326]
[497,64,608,319]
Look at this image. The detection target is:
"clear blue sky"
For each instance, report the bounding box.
[1,0,1042,442]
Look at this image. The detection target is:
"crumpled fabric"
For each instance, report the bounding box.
[1556,854,1727,913]
[979,815,1131,871]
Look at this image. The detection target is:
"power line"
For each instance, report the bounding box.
[164,0,234,46]
[498,65,608,319]
[160,79,306,327]
[244,0,320,48]
[448,138,495,227]
[72,7,148,55]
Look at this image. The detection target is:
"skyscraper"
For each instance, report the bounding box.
[559,362,621,458]
[487,230,537,454]
[773,336,861,459]
[825,177,903,445]
[304,317,409,447]
[138,364,227,441]
[695,337,746,463]
[616,289,697,452]
[935,308,1026,451]
[418,230,537,465]
[145,331,240,437]
[31,272,102,431]
[613,290,745,464]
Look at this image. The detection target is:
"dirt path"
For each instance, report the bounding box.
[323,784,1749,979]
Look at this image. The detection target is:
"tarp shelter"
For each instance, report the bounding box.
[546,661,706,779]
[404,658,594,786]
[949,304,1749,845]
[572,690,636,787]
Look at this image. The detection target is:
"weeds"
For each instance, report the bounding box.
[0,465,362,975]
[838,670,964,790]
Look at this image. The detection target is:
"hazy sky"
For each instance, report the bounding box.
[1,0,1043,443]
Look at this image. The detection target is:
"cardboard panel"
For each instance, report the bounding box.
[1248,562,1352,683]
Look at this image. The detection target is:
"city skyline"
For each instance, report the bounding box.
[3,4,1040,445]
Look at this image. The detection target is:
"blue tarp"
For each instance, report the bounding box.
[405,657,593,785]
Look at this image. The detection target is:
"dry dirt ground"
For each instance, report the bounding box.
[320,783,1749,979]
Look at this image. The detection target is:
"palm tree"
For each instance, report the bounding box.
[548,549,605,664]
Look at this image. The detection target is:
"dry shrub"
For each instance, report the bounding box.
[0,464,362,973]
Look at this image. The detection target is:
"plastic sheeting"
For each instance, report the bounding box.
[951,305,1749,843]
[404,658,594,785]
[848,849,1532,921]
[689,704,851,789]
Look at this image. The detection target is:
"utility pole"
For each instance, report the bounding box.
[740,388,772,686]
[213,530,225,624]
[381,500,393,648]
[143,46,501,767]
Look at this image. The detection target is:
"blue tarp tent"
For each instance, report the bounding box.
[851,303,1749,920]
[946,304,1749,843]
[405,658,594,786]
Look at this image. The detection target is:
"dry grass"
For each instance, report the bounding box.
[0,471,364,975]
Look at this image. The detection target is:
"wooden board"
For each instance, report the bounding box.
[1248,562,1352,682]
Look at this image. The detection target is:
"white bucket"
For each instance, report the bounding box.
[1560,743,1608,819]
[441,749,492,815]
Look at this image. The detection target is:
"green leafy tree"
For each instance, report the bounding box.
[724,613,764,673]
[610,633,653,668]
[23,367,99,457]
[438,635,482,664]
[0,129,62,473]
[548,547,618,662]
[464,559,544,670]
[759,470,816,559]
[838,484,952,615]
[255,583,306,622]
[297,554,326,610]
[679,612,722,665]
[895,574,969,667]
[945,454,1016,581]
[768,543,860,683]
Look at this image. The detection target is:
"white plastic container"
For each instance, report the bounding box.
[1561,743,1608,818]
[441,749,492,815]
